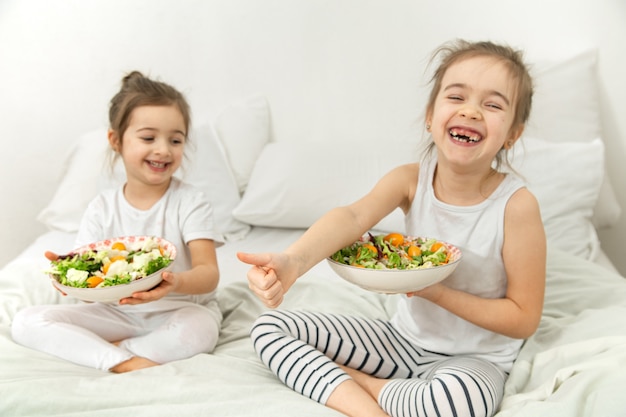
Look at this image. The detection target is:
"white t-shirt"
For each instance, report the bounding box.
[76,177,224,307]
[392,156,526,372]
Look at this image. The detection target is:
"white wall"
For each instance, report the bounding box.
[1,0,625,273]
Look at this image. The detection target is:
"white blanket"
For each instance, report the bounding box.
[1,234,625,416]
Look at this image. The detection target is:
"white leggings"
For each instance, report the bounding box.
[251,310,506,417]
[11,300,221,371]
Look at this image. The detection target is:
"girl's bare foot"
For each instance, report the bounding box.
[110,356,159,373]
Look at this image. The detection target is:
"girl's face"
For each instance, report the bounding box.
[110,105,186,189]
[427,56,523,171]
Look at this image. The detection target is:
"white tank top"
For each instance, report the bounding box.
[391,156,526,372]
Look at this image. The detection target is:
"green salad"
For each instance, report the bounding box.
[49,237,173,288]
[330,232,451,270]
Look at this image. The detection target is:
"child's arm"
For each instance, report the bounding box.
[238,163,420,308]
[169,239,220,294]
[120,238,219,305]
[408,187,546,339]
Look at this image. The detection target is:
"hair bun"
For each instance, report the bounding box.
[121,71,145,89]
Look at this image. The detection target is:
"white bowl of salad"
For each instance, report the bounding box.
[327,232,462,294]
[48,236,177,303]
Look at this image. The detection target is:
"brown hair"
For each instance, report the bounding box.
[109,71,191,142]
[423,39,534,170]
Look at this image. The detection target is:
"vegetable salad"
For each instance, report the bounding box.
[49,237,173,288]
[330,232,451,270]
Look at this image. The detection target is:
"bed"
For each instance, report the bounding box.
[1,46,626,417]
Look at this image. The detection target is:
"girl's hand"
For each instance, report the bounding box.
[44,251,68,296]
[44,251,59,261]
[118,270,179,305]
[51,284,68,297]
[406,282,445,302]
[237,252,299,309]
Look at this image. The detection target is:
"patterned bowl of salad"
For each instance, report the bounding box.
[48,236,177,303]
[327,232,462,294]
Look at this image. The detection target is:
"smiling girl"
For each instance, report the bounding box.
[12,72,223,373]
[238,40,546,417]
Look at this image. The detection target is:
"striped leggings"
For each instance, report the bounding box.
[250,310,506,417]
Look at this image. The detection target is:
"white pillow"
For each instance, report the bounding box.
[37,129,110,233]
[182,123,251,241]
[232,141,420,233]
[37,123,251,241]
[213,93,271,194]
[526,49,621,229]
[592,174,622,229]
[526,49,601,144]
[509,137,605,259]
[234,137,605,260]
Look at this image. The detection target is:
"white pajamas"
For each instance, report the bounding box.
[12,299,221,370]
[12,178,223,371]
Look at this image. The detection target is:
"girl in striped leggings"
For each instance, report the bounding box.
[238,39,546,417]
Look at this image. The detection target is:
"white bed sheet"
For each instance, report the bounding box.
[2,227,626,417]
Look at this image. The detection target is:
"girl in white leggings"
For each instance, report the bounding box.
[238,39,546,417]
[12,71,222,373]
